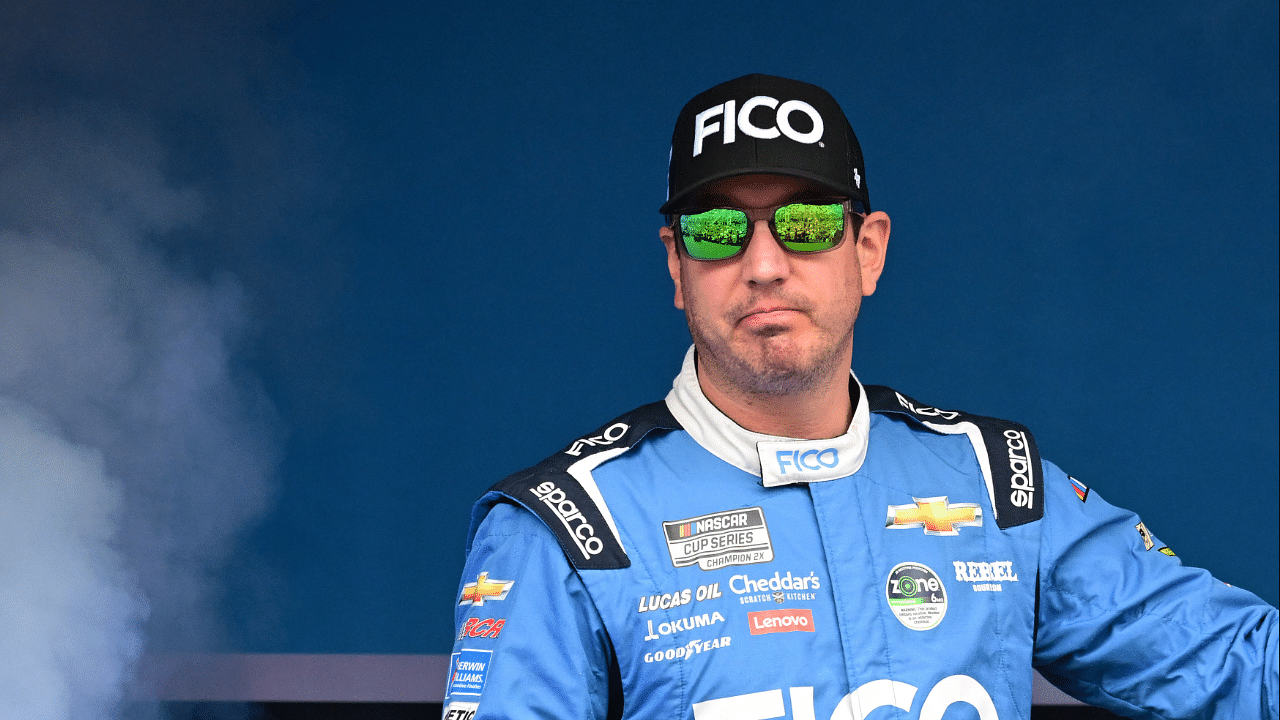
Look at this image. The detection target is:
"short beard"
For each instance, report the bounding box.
[687,308,854,398]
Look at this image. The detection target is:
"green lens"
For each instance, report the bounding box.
[775,203,844,252]
[680,209,749,260]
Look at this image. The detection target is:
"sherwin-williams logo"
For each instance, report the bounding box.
[692,96,825,157]
[445,649,492,698]
[458,572,513,606]
[886,497,982,536]
[663,507,773,570]
[748,608,815,635]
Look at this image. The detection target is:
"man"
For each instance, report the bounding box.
[444,74,1278,719]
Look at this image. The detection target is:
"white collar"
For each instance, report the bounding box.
[663,346,870,487]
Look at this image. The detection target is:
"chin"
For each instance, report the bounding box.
[730,343,827,395]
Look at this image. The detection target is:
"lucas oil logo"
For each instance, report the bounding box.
[692,96,825,157]
[663,507,774,570]
[529,481,604,559]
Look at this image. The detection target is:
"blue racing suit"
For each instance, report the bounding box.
[444,348,1278,719]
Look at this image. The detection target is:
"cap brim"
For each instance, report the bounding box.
[659,167,862,215]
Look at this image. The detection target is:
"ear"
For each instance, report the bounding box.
[660,225,686,310]
[855,211,890,297]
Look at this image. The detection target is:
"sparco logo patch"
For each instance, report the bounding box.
[530,481,604,559]
[886,497,982,536]
[1004,429,1036,509]
[748,608,815,635]
[458,572,513,606]
[564,422,628,457]
[663,507,774,570]
[692,96,824,157]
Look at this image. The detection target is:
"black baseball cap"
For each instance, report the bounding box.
[660,74,870,215]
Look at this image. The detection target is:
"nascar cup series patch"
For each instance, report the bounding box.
[663,507,774,571]
[885,562,947,631]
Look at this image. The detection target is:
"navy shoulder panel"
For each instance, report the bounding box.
[864,385,1044,529]
[474,401,681,570]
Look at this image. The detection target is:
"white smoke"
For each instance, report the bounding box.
[0,403,145,720]
[0,108,278,718]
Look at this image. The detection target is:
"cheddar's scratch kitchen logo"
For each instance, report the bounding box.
[886,497,982,536]
[458,572,513,606]
[730,570,822,605]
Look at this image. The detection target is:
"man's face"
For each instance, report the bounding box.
[659,174,889,397]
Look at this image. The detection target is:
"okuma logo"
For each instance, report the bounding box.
[692,96,825,157]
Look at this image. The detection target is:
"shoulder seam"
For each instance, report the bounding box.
[478,401,682,570]
[864,385,1045,529]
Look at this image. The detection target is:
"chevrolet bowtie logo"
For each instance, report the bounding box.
[886,496,983,536]
[459,571,514,606]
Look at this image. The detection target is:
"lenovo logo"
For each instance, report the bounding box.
[748,608,814,635]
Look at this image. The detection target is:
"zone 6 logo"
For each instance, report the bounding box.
[691,675,997,720]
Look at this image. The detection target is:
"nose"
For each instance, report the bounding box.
[740,219,790,287]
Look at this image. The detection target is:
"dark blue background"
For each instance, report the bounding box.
[184,1,1278,654]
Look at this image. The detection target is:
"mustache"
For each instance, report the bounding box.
[727,290,814,322]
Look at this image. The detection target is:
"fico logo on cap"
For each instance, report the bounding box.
[692,96,824,157]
